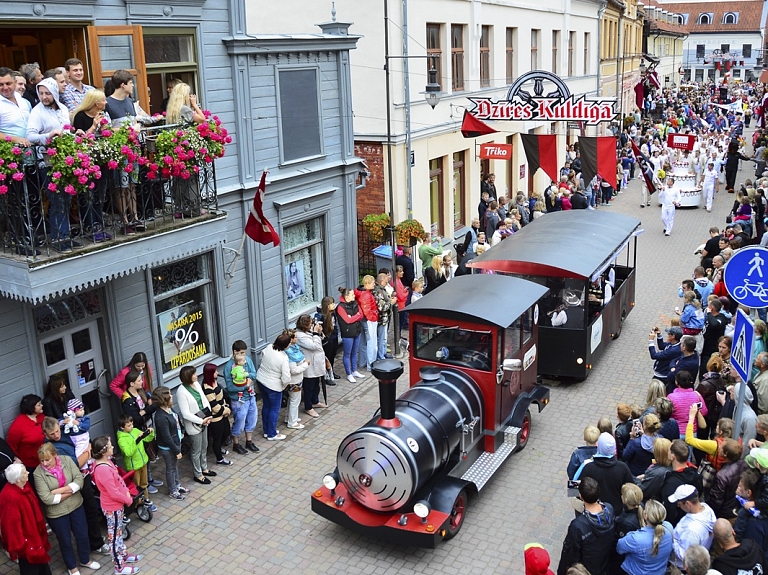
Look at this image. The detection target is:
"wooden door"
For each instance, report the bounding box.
[86,25,149,114]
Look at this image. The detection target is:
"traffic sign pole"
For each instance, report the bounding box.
[731,309,755,433]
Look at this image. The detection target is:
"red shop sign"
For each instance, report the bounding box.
[479,142,513,160]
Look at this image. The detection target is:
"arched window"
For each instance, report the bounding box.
[698,13,711,25]
[675,15,683,24]
[723,13,736,24]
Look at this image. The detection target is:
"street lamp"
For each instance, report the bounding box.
[383,0,442,356]
[639,61,647,75]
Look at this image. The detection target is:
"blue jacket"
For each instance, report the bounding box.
[223,355,258,402]
[649,336,681,378]
[616,523,674,575]
[679,304,705,330]
[566,445,598,480]
[45,435,77,467]
[666,353,701,392]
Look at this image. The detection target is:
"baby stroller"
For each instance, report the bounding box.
[89,460,154,540]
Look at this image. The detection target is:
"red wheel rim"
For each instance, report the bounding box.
[450,494,465,530]
[520,416,531,445]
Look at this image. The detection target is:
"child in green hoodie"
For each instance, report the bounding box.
[116,413,156,510]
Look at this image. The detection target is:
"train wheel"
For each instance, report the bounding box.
[443,489,468,540]
[515,409,532,452]
[612,309,626,340]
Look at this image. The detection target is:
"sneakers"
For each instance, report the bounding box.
[177,486,190,494]
[149,479,163,487]
[216,458,232,465]
[96,543,111,555]
[352,371,363,378]
[325,379,337,386]
[122,516,131,525]
[267,434,286,441]
[147,485,158,494]
[286,423,305,429]
[170,491,186,501]
[245,441,260,453]
[233,443,249,455]
[347,375,356,383]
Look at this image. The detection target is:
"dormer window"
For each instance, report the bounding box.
[723,12,737,24]
[698,13,712,24]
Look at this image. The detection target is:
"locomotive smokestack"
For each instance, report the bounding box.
[371,358,404,428]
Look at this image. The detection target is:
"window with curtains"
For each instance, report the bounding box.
[506,28,516,84]
[427,24,442,90]
[452,152,466,231]
[531,30,539,70]
[551,31,559,74]
[584,33,589,74]
[480,26,491,87]
[568,32,575,76]
[451,25,465,91]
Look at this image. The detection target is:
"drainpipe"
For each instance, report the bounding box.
[403,0,413,219]
[616,10,624,120]
[597,1,607,97]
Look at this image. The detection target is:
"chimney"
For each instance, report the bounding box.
[372,359,404,428]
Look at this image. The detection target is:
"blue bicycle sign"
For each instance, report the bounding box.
[724,246,768,308]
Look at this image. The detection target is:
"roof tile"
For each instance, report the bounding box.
[650,0,764,33]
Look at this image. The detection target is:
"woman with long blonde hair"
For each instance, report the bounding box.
[165,82,205,125]
[424,254,446,295]
[616,498,673,575]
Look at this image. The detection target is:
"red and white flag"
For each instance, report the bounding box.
[245,170,280,246]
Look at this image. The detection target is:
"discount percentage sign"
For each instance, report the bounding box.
[175,322,199,350]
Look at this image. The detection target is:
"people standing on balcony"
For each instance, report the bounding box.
[60,59,94,115]
[12,71,26,96]
[18,62,42,108]
[105,70,140,235]
[27,76,78,252]
[0,67,31,145]
[72,90,112,242]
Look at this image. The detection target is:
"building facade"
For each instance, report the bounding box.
[641,1,688,88]
[600,0,646,119]
[0,1,363,436]
[254,0,604,252]
[653,0,768,83]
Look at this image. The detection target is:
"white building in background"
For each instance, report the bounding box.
[249,0,605,244]
[652,0,767,84]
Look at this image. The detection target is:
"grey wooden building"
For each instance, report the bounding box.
[0,0,363,437]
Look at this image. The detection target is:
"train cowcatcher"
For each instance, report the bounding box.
[311,274,552,547]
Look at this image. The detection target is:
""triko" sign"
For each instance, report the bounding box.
[479,143,512,160]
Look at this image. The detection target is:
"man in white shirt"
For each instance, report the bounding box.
[702,160,718,213]
[660,176,681,236]
[0,67,31,146]
[669,484,716,570]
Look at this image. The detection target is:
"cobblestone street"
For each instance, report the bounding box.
[1,162,753,575]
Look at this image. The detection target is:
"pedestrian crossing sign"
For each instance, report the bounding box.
[731,309,755,383]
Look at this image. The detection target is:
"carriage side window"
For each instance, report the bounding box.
[413,323,493,371]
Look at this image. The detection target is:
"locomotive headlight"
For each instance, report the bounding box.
[413,501,431,523]
[576,358,584,365]
[323,473,339,496]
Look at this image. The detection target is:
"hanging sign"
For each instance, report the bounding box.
[479,142,512,160]
[667,134,696,150]
[468,70,617,125]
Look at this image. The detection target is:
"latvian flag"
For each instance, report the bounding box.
[630,140,659,195]
[245,170,280,246]
[579,137,617,189]
[520,134,558,183]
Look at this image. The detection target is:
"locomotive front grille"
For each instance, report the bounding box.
[337,431,416,512]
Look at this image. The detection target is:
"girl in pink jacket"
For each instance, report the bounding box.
[91,436,142,575]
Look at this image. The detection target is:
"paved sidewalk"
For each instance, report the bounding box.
[1,150,757,575]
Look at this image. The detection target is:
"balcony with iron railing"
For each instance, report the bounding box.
[0,125,228,304]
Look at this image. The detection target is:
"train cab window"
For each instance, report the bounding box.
[413,323,493,371]
[539,277,585,329]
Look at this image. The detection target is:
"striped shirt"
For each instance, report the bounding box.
[60,82,94,113]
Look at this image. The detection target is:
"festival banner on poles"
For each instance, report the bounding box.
[667,134,696,151]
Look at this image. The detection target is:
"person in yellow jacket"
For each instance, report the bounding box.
[685,403,737,478]
[116,413,155,510]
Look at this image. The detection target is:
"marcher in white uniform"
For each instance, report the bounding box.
[702,161,718,213]
[659,176,681,236]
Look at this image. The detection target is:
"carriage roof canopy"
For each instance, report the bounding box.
[468,210,641,280]
[405,275,548,328]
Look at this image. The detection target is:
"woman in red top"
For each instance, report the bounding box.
[109,352,154,399]
[395,265,409,333]
[0,463,51,575]
[354,275,378,372]
[7,394,46,471]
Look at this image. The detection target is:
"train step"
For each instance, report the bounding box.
[460,426,520,491]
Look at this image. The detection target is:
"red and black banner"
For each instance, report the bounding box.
[460,110,498,138]
[520,134,558,183]
[630,140,658,195]
[579,137,616,189]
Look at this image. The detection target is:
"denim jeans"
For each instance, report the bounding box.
[47,505,90,570]
[46,189,71,241]
[303,376,321,410]
[258,382,283,438]
[230,394,257,437]
[159,448,180,494]
[342,334,360,375]
[377,323,389,360]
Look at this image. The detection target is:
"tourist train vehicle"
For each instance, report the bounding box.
[311,274,551,547]
[469,210,641,380]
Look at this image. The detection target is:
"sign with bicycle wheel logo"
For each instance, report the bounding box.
[723,246,768,308]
